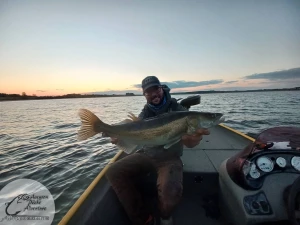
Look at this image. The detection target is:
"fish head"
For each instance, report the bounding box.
[188,112,225,129]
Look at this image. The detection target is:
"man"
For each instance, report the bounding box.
[106,76,210,225]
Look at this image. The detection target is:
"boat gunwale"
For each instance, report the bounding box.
[219,123,255,142]
[58,124,254,225]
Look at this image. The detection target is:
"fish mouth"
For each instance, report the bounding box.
[198,113,225,128]
[210,114,225,126]
[218,115,225,124]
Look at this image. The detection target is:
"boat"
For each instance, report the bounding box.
[58,95,300,225]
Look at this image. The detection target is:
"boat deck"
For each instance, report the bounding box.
[181,124,251,173]
[62,125,254,225]
[173,124,253,225]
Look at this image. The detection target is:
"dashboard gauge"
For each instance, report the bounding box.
[256,156,274,172]
[276,157,286,168]
[249,164,260,179]
[291,156,300,171]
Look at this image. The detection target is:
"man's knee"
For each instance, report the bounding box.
[106,160,135,182]
[106,163,120,181]
[158,180,182,218]
[160,180,183,205]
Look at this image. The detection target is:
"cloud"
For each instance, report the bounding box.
[133,79,224,89]
[56,89,64,91]
[36,90,47,92]
[244,67,300,80]
[225,80,238,84]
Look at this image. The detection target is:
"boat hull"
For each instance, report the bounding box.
[59,124,254,225]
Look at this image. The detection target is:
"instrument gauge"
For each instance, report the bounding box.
[276,157,286,168]
[291,156,300,171]
[249,164,260,179]
[256,156,274,172]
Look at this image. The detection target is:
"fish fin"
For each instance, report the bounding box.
[164,139,181,149]
[116,139,142,154]
[112,119,133,125]
[127,112,140,121]
[77,109,106,141]
[187,126,196,135]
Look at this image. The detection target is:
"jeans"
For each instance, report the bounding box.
[106,152,183,225]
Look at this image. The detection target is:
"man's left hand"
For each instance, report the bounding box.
[182,129,210,148]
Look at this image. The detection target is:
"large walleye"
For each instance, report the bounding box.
[77,109,225,154]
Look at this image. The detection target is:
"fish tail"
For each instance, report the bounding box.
[77,109,107,141]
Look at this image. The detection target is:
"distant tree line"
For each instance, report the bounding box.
[1,87,299,102]
[0,92,137,101]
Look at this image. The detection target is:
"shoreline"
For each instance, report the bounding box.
[0,88,299,102]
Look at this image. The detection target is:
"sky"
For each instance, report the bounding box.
[0,0,300,96]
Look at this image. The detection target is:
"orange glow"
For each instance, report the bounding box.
[0,75,294,96]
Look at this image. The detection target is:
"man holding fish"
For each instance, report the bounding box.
[77,76,224,225]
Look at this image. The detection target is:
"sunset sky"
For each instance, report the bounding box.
[0,0,300,96]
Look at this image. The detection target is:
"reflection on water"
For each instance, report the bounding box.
[0,91,299,223]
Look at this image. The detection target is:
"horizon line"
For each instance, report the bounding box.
[1,86,299,99]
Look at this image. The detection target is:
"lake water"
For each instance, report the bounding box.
[0,91,299,224]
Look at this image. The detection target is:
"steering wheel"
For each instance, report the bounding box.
[286,176,300,225]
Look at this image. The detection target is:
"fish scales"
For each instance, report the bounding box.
[115,116,188,141]
[109,111,191,132]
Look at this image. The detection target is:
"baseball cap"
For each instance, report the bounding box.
[141,76,161,92]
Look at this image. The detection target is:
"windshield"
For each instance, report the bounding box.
[254,127,300,151]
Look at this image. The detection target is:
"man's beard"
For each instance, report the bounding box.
[150,94,161,105]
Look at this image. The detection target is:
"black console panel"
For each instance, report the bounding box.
[243,191,273,215]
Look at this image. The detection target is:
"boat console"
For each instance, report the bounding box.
[219,127,300,225]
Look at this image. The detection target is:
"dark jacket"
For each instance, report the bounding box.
[137,86,187,157]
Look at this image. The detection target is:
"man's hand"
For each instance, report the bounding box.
[102,132,118,144]
[182,129,210,148]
